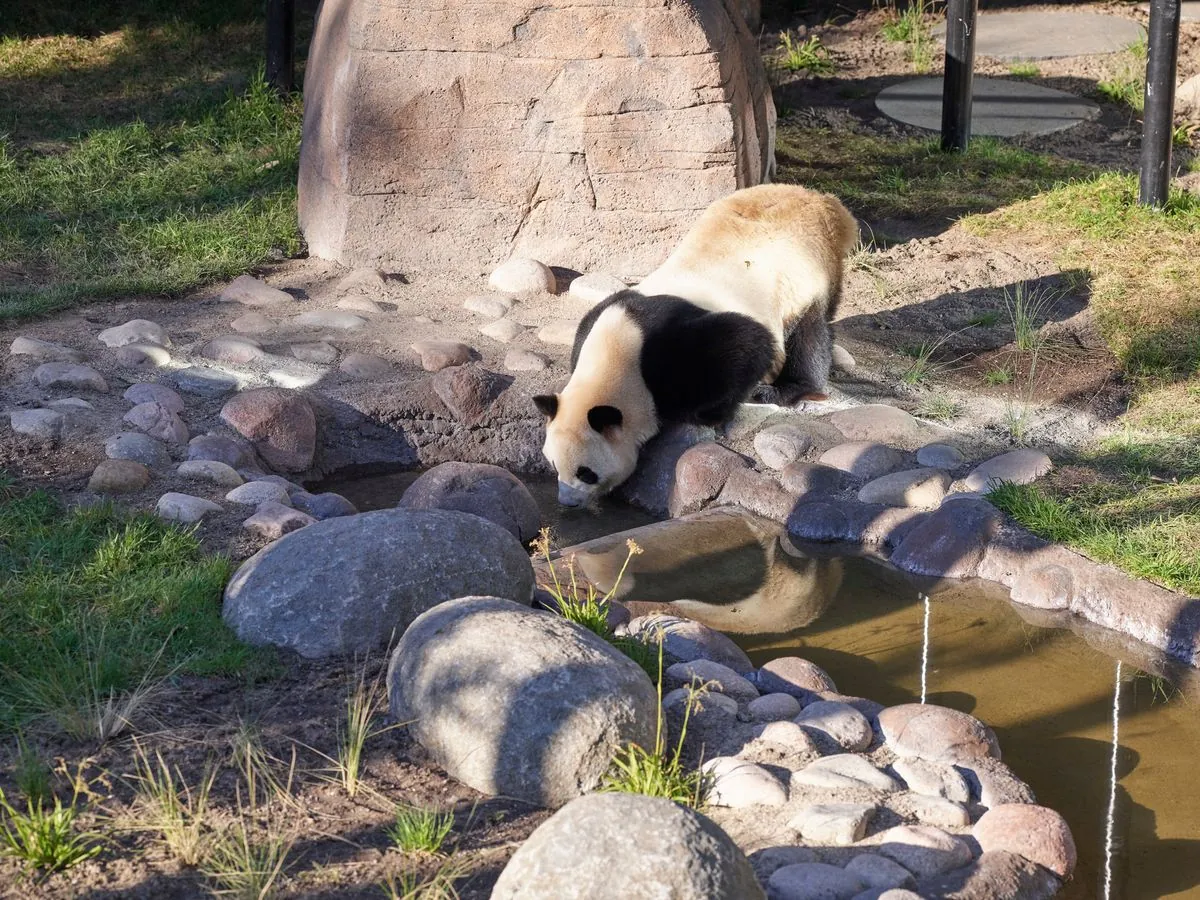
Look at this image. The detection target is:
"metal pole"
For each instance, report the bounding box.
[1139,0,1181,207]
[941,0,978,152]
[266,0,295,95]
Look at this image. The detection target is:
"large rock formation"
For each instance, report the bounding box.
[299,0,776,277]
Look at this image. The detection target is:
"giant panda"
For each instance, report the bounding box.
[533,183,858,508]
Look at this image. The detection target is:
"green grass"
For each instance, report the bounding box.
[985,367,1013,386]
[129,745,215,867]
[0,788,101,874]
[1008,62,1040,79]
[915,395,960,421]
[968,311,1001,328]
[1097,35,1148,113]
[0,478,274,736]
[388,806,456,856]
[774,128,1089,222]
[775,32,837,77]
[1003,281,1058,354]
[0,0,303,321]
[881,0,938,73]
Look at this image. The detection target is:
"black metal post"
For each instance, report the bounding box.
[266,0,295,95]
[941,0,978,152]
[1138,0,1181,207]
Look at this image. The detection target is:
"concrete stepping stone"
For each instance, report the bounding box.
[292,310,367,330]
[754,423,813,470]
[173,367,239,398]
[10,337,85,362]
[792,755,902,793]
[98,319,171,348]
[874,825,972,878]
[243,501,316,540]
[10,409,64,442]
[222,274,293,307]
[916,443,965,470]
[106,432,171,468]
[876,77,1100,137]
[177,460,244,488]
[537,321,578,346]
[156,492,222,524]
[463,294,513,318]
[795,700,874,752]
[339,352,393,379]
[489,257,556,294]
[33,363,108,393]
[568,273,626,305]
[480,318,525,343]
[932,10,1145,60]
[845,854,916,891]
[226,481,292,507]
[703,757,788,807]
[116,344,172,368]
[963,448,1052,492]
[788,802,876,845]
[203,335,265,365]
[858,468,950,509]
[820,442,908,479]
[123,383,184,413]
[411,339,477,372]
[88,459,150,494]
[768,862,864,900]
[503,348,548,372]
[124,402,189,445]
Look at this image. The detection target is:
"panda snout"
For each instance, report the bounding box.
[557,481,592,508]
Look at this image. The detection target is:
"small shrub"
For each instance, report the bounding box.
[777,32,837,76]
[388,805,455,855]
[0,788,101,874]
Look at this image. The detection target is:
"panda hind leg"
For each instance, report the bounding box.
[771,309,833,406]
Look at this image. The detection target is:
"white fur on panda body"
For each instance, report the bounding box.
[534,184,858,507]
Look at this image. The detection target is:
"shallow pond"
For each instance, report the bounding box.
[564,511,1200,900]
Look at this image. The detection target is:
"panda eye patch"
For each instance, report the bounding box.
[576,466,599,485]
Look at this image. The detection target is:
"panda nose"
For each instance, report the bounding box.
[557,481,590,507]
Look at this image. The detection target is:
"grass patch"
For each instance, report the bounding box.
[775,32,836,77]
[915,395,960,421]
[1003,280,1058,354]
[881,0,938,73]
[1097,35,1148,113]
[129,744,215,867]
[388,806,456,856]
[0,787,101,875]
[201,813,293,900]
[0,0,303,320]
[381,860,469,900]
[0,478,275,736]
[775,128,1089,222]
[1008,61,1040,79]
[985,367,1013,386]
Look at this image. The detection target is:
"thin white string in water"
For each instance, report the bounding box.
[1104,659,1122,900]
[920,594,930,704]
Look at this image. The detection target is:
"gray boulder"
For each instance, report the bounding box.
[492,793,764,899]
[223,509,534,658]
[398,461,540,545]
[388,597,657,808]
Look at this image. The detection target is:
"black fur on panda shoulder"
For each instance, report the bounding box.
[570,290,776,427]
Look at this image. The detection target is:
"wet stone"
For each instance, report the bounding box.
[116,344,172,368]
[243,501,316,540]
[480,317,526,343]
[489,256,556,294]
[891,757,971,803]
[463,294,513,318]
[1010,563,1073,611]
[177,460,244,488]
[666,659,759,703]
[173,367,239,398]
[755,423,813,470]
[568,272,626,305]
[123,402,189,445]
[187,434,252,469]
[917,443,966,470]
[537,320,578,345]
[411,339,477,372]
[503,348,548,372]
[754,656,837,698]
[877,703,1000,763]
[291,310,367,330]
[291,490,358,520]
[973,804,1076,878]
[858,468,950,509]
[790,802,877,846]
[231,311,277,334]
[337,295,384,314]
[10,337,85,362]
[291,341,338,364]
[830,404,927,446]
[820,442,908,479]
[888,499,1002,579]
[10,409,64,441]
[792,755,902,793]
[88,459,150,494]
[669,442,749,517]
[704,757,788,807]
[202,335,264,365]
[626,614,753,674]
[98,319,170,348]
[106,432,171,468]
[339,352,392,379]
[875,825,972,878]
[222,274,293,307]
[123,383,184,413]
[156,492,222,524]
[33,362,108,393]
[795,700,874,752]
[747,692,803,722]
[226,481,292,507]
[963,449,1052,493]
[780,461,847,497]
[767,862,864,900]
[845,854,916,892]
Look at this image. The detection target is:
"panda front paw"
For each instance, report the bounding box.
[749,384,782,405]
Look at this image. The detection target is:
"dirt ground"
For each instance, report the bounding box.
[2,2,1193,895]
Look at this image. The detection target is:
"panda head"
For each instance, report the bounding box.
[533,393,638,507]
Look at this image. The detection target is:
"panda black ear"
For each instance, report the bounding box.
[533,394,558,419]
[588,405,623,433]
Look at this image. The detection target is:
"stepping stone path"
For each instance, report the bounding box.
[932,10,1146,60]
[488,257,556,294]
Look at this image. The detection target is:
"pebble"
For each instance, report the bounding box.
[221,274,293,306]
[747,693,803,722]
[820,442,908,479]
[339,352,392,379]
[335,268,387,294]
[231,312,276,334]
[779,461,847,497]
[789,802,877,846]
[844,854,915,891]
[891,758,971,803]
[568,273,626,305]
[463,294,513,318]
[795,700,874,752]
[703,757,788,807]
[857,468,950,509]
[973,804,1076,878]
[105,432,171,468]
[916,443,966,469]
[503,348,548,371]
[488,257,556,294]
[187,434,252,468]
[291,342,339,364]
[963,449,1053,493]
[831,343,857,371]
[156,492,222,524]
[754,423,813,470]
[877,704,1000,763]
[123,383,184,413]
[98,319,171,349]
[33,362,108,393]
[665,659,759,703]
[768,862,864,900]
[177,460,244,488]
[173,367,239,398]
[792,755,902,793]
[537,321,578,345]
[754,656,838,698]
[115,344,171,368]
[480,318,525,343]
[242,501,316,540]
[874,825,972,878]
[291,310,367,330]
[906,794,970,828]
[225,481,292,508]
[123,402,189,445]
[830,404,927,446]
[88,459,150,494]
[336,295,384,314]
[202,335,265,365]
[10,409,64,441]
[10,337,85,362]
[411,339,477,372]
[290,490,358,519]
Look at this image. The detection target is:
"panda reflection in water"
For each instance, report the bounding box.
[533,183,859,508]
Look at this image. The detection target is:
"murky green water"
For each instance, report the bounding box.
[564,510,1200,900]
